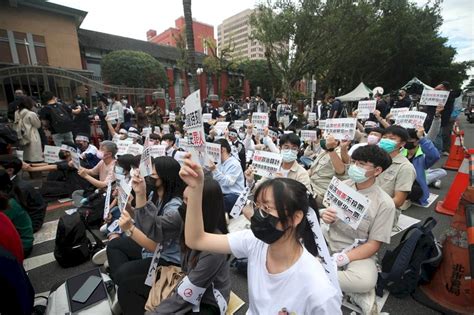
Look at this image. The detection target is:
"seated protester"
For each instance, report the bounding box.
[127,127,143,145]
[180,159,342,314]
[403,126,443,206]
[242,123,257,151]
[309,135,348,207]
[124,177,230,315]
[75,134,100,168]
[245,133,313,195]
[149,132,161,145]
[0,184,24,263]
[376,126,416,223]
[348,127,384,156]
[77,140,117,189]
[208,139,245,213]
[106,157,184,314]
[24,142,91,201]
[162,133,183,158]
[257,127,280,153]
[0,155,46,232]
[321,145,394,314]
[228,128,246,172]
[0,168,33,257]
[300,128,323,168]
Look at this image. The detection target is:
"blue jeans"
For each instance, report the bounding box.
[300,156,314,168]
[106,206,122,236]
[223,193,239,213]
[52,131,73,146]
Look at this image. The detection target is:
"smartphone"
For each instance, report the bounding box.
[72,275,102,303]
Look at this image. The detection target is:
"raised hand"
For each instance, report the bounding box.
[179,154,204,188]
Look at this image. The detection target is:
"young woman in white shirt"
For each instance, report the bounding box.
[180,156,342,314]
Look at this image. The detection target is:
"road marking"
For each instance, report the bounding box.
[24,252,55,272]
[34,219,59,245]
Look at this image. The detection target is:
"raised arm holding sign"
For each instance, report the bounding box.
[419,89,449,107]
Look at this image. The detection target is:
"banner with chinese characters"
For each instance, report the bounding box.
[323,177,370,230]
[150,145,166,158]
[44,145,61,163]
[324,118,357,140]
[202,113,212,123]
[252,150,282,178]
[300,130,318,142]
[357,100,376,119]
[252,113,269,128]
[184,90,206,148]
[419,89,449,106]
[396,111,427,129]
[205,142,221,164]
[389,107,409,120]
[308,112,316,122]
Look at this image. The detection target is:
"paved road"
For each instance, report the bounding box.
[27,118,474,314]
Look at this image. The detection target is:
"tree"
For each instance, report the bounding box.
[238,59,282,100]
[183,0,198,90]
[101,50,167,88]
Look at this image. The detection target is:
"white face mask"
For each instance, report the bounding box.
[107,98,112,103]
[123,100,128,105]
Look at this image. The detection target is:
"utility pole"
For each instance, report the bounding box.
[311,75,316,112]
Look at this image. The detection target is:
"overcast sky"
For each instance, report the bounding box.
[50,0,473,77]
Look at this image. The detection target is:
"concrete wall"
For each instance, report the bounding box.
[0,2,83,69]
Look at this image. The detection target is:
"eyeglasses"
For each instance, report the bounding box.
[250,201,278,218]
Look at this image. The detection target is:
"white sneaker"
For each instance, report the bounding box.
[100,223,108,234]
[92,247,107,265]
[433,180,441,189]
[442,151,449,156]
[348,289,378,315]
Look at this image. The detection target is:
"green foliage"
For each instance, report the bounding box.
[101,50,167,88]
[225,78,243,98]
[250,0,472,97]
[238,59,282,100]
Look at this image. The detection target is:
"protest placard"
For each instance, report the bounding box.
[233,120,244,130]
[117,177,132,212]
[252,113,269,128]
[205,142,221,165]
[162,124,170,134]
[103,182,112,219]
[323,177,371,230]
[308,112,317,122]
[106,110,119,121]
[202,113,212,123]
[396,111,427,128]
[116,139,133,156]
[214,121,230,134]
[389,107,409,120]
[44,145,61,163]
[127,143,144,156]
[139,138,153,177]
[70,151,80,169]
[324,118,357,140]
[141,127,152,137]
[150,145,166,158]
[252,150,282,178]
[300,130,318,142]
[153,126,161,134]
[419,89,450,106]
[318,119,326,130]
[357,100,376,119]
[229,186,251,218]
[169,112,176,121]
[184,91,206,148]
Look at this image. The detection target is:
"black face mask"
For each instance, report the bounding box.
[145,176,157,190]
[250,208,286,244]
[320,139,327,151]
[405,141,417,150]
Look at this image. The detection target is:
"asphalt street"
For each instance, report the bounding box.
[26,117,474,314]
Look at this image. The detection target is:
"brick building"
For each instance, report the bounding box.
[147,17,215,55]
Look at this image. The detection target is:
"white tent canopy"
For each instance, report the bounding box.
[400,77,434,90]
[336,82,372,102]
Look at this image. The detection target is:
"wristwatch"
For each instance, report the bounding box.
[125,225,135,237]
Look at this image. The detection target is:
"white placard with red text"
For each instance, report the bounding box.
[419,90,449,107]
[300,130,318,142]
[252,150,282,178]
[324,118,357,140]
[396,111,427,128]
[357,100,376,119]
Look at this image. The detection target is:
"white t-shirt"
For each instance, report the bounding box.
[228,230,342,315]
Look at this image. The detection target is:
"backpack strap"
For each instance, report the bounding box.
[80,211,105,249]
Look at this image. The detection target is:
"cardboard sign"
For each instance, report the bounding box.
[252,113,269,128]
[419,89,450,107]
[141,127,152,137]
[301,130,318,142]
[202,113,212,123]
[229,186,251,218]
[44,145,61,163]
[150,145,166,158]
[117,139,133,156]
[252,150,282,178]
[396,111,427,129]
[324,118,357,140]
[127,143,144,156]
[308,112,317,122]
[214,122,230,134]
[139,138,153,177]
[169,112,176,121]
[357,100,376,119]
[162,124,170,134]
[233,120,244,130]
[389,107,409,120]
[318,120,326,130]
[323,177,370,230]
[106,110,119,121]
[205,142,221,165]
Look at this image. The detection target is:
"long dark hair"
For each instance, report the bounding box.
[151,156,185,211]
[180,177,228,266]
[17,96,35,111]
[254,178,320,257]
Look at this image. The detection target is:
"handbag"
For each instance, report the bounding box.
[144,265,185,311]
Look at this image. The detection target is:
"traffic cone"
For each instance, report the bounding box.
[436,149,474,215]
[443,127,465,170]
[420,186,474,314]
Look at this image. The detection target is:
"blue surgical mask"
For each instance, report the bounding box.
[378,138,397,153]
[281,149,298,163]
[348,164,369,183]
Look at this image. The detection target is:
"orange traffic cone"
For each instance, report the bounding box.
[436,149,474,215]
[420,186,474,314]
[443,128,465,170]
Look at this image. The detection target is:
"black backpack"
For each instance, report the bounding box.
[49,103,72,134]
[54,212,104,268]
[376,217,442,298]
